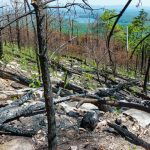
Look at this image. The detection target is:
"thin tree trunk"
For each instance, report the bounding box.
[31,1,57,150]
[24,0,29,46]
[7,15,13,44]
[135,54,139,77]
[0,29,3,58]
[15,1,21,50]
[143,57,150,94]
[141,44,144,74]
[24,0,41,80]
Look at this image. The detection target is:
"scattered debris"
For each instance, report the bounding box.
[0,59,149,150]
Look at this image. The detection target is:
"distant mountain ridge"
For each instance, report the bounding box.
[70,5,150,25]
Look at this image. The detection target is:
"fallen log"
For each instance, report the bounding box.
[54,93,86,104]
[61,55,87,64]
[1,114,46,137]
[126,87,150,100]
[71,62,150,100]
[0,94,86,136]
[50,60,80,76]
[107,122,150,150]
[71,97,150,113]
[0,69,32,86]
[95,81,137,97]
[1,124,37,137]
[52,87,72,97]
[57,81,88,94]
[0,89,36,113]
[0,101,45,125]
[0,93,85,126]
[50,59,150,100]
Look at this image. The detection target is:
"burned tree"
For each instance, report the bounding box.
[0,6,4,58]
[31,0,57,149]
[0,28,2,58]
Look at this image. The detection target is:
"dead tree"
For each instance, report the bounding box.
[0,6,4,58]
[6,14,13,44]
[143,57,150,94]
[0,28,3,58]
[31,1,57,149]
[24,0,30,46]
[106,0,132,72]
[24,0,41,80]
[14,0,21,50]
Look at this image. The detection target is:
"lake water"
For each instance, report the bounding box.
[74,17,95,24]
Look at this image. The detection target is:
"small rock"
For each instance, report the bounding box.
[115,118,122,125]
[121,116,127,122]
[96,120,107,129]
[66,129,77,138]
[81,103,98,110]
[0,94,7,100]
[68,146,78,150]
[67,111,80,118]
[80,112,100,131]
[0,138,35,150]
[11,82,25,89]
[7,100,13,104]
[79,128,87,133]
[132,124,140,132]
[59,103,75,113]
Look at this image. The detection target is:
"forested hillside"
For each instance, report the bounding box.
[0,0,149,150]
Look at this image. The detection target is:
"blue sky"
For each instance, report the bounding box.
[86,0,149,6]
[61,0,150,6]
[1,0,150,7]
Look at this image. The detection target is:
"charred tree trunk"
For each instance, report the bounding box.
[24,0,29,46]
[16,20,21,49]
[15,1,21,50]
[141,44,144,74]
[24,0,41,80]
[143,57,150,94]
[71,19,74,37]
[7,15,13,44]
[0,29,3,58]
[135,54,139,77]
[31,1,57,150]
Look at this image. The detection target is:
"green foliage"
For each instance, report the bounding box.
[114,107,121,115]
[20,57,28,70]
[63,71,69,88]
[129,9,148,33]
[130,86,140,93]
[83,72,94,79]
[3,43,36,71]
[117,67,135,78]
[80,64,93,72]
[100,9,117,30]
[128,145,137,150]
[3,43,40,88]
[29,74,41,88]
[91,9,125,43]
[128,9,149,51]
[81,72,97,90]
[110,95,116,100]
[2,45,14,63]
